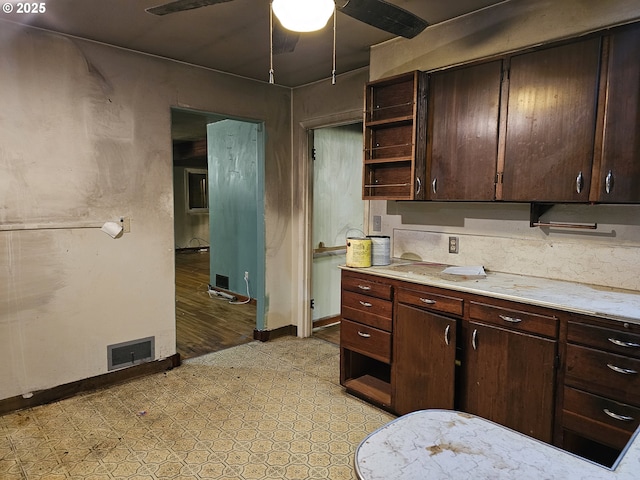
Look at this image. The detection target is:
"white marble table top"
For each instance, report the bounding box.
[341,260,640,325]
[355,410,640,480]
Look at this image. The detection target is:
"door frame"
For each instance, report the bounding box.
[171,106,266,334]
[295,109,368,338]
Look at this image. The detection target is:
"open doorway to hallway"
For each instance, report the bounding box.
[172,108,264,359]
[311,123,364,345]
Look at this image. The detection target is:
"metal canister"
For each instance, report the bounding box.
[368,235,391,266]
[346,237,372,267]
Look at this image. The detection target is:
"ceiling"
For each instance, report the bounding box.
[4,0,507,87]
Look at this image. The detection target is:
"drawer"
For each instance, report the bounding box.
[341,319,391,363]
[341,272,392,300]
[342,290,392,332]
[469,301,558,338]
[568,321,640,359]
[397,287,463,316]
[562,386,640,450]
[565,343,640,404]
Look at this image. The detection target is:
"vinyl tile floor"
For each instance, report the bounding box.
[0,337,395,479]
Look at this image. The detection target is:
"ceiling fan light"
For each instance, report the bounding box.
[272,0,334,33]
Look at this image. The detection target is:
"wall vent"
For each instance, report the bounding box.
[108,337,155,371]
[215,274,229,290]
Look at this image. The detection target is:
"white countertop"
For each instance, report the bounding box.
[355,410,640,480]
[341,260,640,325]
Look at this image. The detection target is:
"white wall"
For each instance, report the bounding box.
[365,0,640,292]
[0,21,292,400]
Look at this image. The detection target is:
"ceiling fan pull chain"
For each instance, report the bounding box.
[332,5,337,85]
[269,1,275,84]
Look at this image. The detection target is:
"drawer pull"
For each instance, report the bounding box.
[603,408,634,422]
[608,338,640,349]
[445,324,450,346]
[359,301,373,308]
[357,331,371,338]
[499,314,522,324]
[420,298,436,305]
[357,284,371,291]
[606,363,638,375]
[472,329,478,350]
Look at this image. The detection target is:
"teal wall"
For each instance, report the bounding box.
[207,119,261,303]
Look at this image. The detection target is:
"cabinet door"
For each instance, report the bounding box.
[461,321,557,442]
[428,60,502,200]
[502,38,601,202]
[393,304,456,415]
[592,24,640,203]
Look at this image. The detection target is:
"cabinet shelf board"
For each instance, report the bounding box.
[364,156,413,165]
[365,115,414,127]
[344,375,392,406]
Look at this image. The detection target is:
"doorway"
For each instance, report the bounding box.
[311,123,364,343]
[172,108,264,359]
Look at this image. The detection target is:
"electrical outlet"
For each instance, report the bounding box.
[372,215,382,232]
[448,236,459,254]
[244,271,249,281]
[120,216,131,233]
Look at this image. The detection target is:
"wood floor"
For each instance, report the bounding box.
[175,250,256,359]
[175,249,340,360]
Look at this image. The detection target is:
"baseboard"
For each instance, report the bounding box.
[175,247,209,253]
[253,325,297,342]
[312,315,341,328]
[0,354,181,417]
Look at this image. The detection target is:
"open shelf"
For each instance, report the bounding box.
[341,347,393,409]
[344,375,392,407]
[362,70,427,200]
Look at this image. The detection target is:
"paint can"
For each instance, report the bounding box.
[346,237,372,268]
[368,235,391,266]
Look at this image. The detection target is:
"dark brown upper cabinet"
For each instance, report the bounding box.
[363,71,428,200]
[591,23,640,203]
[501,37,602,202]
[427,60,503,201]
[365,21,640,204]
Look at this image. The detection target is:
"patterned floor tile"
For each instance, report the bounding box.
[0,337,394,479]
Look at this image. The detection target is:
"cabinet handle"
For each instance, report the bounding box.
[359,301,373,308]
[419,298,436,305]
[445,324,451,346]
[608,337,640,349]
[499,314,522,324]
[606,363,638,375]
[431,178,437,194]
[576,171,584,194]
[472,329,478,350]
[416,177,421,195]
[603,408,634,422]
[357,285,371,291]
[605,170,614,194]
[357,331,371,338]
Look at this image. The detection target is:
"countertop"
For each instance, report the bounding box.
[340,260,640,325]
[355,410,640,480]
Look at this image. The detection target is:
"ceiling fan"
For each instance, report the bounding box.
[146,0,429,82]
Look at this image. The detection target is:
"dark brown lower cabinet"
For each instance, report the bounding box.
[460,321,557,443]
[393,303,456,415]
[558,318,640,466]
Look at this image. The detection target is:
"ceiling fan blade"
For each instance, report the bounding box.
[272,20,300,55]
[146,0,233,16]
[337,0,428,39]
